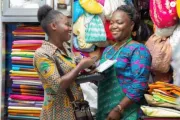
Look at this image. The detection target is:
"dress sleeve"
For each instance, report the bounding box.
[34,53,62,93]
[126,45,152,102]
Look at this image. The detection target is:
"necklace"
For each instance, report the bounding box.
[105,37,132,60]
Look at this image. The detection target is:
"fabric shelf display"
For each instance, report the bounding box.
[141,82,180,119]
[7,25,45,120]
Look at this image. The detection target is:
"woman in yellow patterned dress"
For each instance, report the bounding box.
[33,5,95,120]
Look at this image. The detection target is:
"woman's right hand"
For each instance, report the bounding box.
[78,57,96,70]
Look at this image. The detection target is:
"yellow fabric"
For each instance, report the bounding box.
[8,110,41,114]
[79,0,103,14]
[8,106,42,110]
[177,0,180,18]
[10,70,38,75]
[11,52,35,56]
[73,15,93,49]
[141,106,180,117]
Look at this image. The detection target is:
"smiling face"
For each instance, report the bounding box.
[109,10,134,41]
[55,15,72,42]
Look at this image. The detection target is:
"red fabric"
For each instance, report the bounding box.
[105,20,115,41]
[150,0,178,28]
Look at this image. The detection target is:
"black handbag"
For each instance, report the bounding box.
[53,55,94,120]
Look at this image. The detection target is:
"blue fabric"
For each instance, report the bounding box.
[101,43,151,102]
[73,35,96,52]
[73,1,84,23]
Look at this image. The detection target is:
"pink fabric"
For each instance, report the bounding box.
[13,40,43,44]
[10,95,44,101]
[97,0,105,6]
[10,77,40,80]
[150,0,178,28]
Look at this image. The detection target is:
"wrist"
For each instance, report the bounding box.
[117,104,124,114]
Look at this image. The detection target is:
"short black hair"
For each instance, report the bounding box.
[115,5,140,31]
[37,5,63,35]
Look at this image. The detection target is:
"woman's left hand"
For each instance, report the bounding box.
[106,107,121,120]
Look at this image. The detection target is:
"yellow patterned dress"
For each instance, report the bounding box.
[33,41,83,120]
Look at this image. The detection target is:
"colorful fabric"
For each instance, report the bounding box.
[33,41,83,120]
[9,101,42,107]
[8,109,41,114]
[13,40,43,44]
[8,98,43,104]
[9,112,40,117]
[101,43,151,102]
[8,106,42,110]
[73,35,96,52]
[73,1,84,23]
[12,80,42,86]
[85,13,107,43]
[10,95,44,101]
[73,15,94,49]
[8,115,40,120]
[97,64,139,120]
[11,76,39,80]
[12,84,43,90]
[12,89,44,94]
[97,43,151,119]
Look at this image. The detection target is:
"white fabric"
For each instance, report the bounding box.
[155,25,177,37]
[103,0,126,20]
[169,24,180,86]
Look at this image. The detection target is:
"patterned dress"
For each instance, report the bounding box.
[33,41,83,120]
[97,43,151,120]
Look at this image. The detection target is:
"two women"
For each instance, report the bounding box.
[34,4,151,120]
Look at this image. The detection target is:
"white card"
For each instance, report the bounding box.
[96,59,117,72]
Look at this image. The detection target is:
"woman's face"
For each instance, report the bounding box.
[56,15,72,42]
[109,10,134,41]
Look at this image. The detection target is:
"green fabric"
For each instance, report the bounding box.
[96,58,139,120]
[85,14,106,43]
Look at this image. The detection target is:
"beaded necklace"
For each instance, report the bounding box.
[105,37,132,60]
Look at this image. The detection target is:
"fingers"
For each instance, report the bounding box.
[91,56,98,62]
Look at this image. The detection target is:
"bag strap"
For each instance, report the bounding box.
[53,55,75,102]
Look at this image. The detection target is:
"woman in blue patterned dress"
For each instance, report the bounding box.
[96,5,152,120]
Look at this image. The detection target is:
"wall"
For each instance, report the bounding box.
[0,0,5,119]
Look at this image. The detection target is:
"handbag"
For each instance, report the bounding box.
[52,55,94,120]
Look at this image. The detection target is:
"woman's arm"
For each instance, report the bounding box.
[107,45,151,120]
[34,54,95,92]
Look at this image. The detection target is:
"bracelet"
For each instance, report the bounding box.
[117,105,123,113]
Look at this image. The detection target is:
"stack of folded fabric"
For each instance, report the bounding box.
[141,82,180,119]
[8,25,45,120]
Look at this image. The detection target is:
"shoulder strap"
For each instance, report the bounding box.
[53,55,75,102]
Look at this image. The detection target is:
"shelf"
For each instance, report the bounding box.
[2,17,38,22]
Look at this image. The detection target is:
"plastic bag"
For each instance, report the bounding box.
[169,25,180,86]
[73,1,84,23]
[80,82,98,116]
[150,0,178,28]
[79,0,103,14]
[85,13,107,43]
[104,0,126,20]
